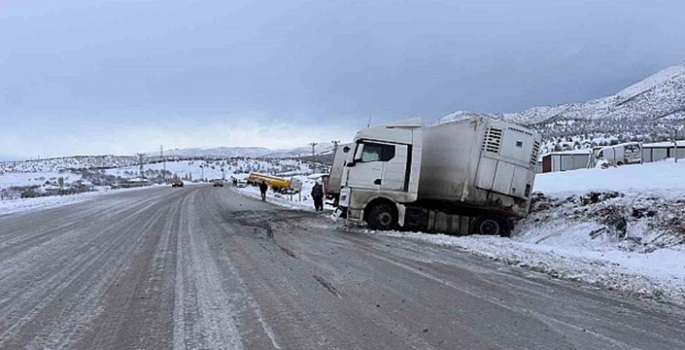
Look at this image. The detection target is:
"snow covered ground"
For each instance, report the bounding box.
[0,186,159,216]
[0,172,81,190]
[349,159,685,306]
[234,175,334,212]
[106,159,312,182]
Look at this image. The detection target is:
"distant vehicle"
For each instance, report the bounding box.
[330,117,541,237]
[590,142,642,167]
[171,180,184,188]
[213,179,224,187]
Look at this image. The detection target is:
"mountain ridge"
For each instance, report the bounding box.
[437,62,685,153]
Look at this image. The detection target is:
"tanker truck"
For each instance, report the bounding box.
[330,116,541,237]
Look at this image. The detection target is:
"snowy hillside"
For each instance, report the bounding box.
[156,147,270,158]
[262,143,337,158]
[438,62,685,150]
[0,172,81,191]
[0,156,138,173]
[152,143,338,159]
[0,151,329,175]
[106,158,313,181]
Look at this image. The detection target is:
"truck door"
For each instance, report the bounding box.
[346,142,406,192]
[345,142,384,191]
[380,144,408,192]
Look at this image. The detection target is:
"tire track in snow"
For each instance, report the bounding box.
[173,191,244,350]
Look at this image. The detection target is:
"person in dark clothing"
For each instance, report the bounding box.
[311,181,324,211]
[259,180,269,201]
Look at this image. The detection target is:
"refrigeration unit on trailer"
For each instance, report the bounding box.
[331,117,541,237]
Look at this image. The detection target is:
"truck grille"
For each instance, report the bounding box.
[530,140,540,168]
[482,127,503,153]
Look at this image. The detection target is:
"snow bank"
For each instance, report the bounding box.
[379,231,685,306]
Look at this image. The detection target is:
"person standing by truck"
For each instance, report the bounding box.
[311,180,324,211]
[259,180,269,201]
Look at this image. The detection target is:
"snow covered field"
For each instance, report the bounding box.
[106,159,311,181]
[0,172,81,190]
[363,159,685,306]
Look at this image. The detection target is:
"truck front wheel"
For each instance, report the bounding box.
[474,215,510,237]
[367,204,396,231]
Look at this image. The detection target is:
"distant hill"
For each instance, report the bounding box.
[154,143,337,159]
[437,62,685,154]
[156,147,271,159]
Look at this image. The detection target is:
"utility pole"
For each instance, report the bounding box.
[308,142,318,171]
[161,145,166,182]
[137,153,145,179]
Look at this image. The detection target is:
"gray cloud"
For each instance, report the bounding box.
[1,0,684,157]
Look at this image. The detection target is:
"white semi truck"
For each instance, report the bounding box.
[330,117,541,237]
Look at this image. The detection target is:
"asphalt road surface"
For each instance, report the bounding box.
[1,185,684,350]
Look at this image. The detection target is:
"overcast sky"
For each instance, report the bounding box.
[1,0,684,159]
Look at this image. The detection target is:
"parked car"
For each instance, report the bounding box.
[171,180,184,188]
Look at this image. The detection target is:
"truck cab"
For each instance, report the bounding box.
[335,119,423,230]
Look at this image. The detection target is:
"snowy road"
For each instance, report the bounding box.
[1,186,685,349]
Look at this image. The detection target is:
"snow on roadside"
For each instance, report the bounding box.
[0,186,161,216]
[379,231,685,306]
[233,175,333,212]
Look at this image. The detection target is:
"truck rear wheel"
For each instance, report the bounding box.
[474,215,510,237]
[367,204,396,231]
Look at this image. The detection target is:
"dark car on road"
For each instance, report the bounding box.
[171,180,184,188]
